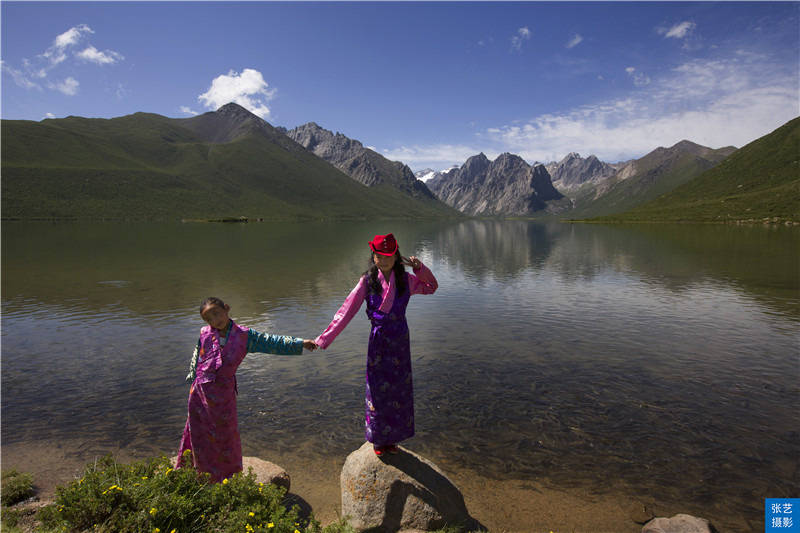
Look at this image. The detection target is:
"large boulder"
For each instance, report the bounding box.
[642,514,714,533]
[341,441,480,532]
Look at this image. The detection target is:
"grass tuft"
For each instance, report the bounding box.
[1,470,35,506]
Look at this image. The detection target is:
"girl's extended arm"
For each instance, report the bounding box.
[314,276,367,349]
[247,330,305,355]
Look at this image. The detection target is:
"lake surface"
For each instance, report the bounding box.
[2,220,798,531]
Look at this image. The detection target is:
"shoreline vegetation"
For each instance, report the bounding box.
[0,446,731,533]
[1,454,361,533]
[2,213,797,225]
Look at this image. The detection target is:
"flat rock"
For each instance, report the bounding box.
[341,441,481,532]
[242,456,290,492]
[642,513,714,533]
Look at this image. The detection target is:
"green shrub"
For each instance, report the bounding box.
[38,451,323,533]
[1,469,35,506]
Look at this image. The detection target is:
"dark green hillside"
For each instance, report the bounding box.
[1,105,456,220]
[596,117,800,223]
[568,141,736,219]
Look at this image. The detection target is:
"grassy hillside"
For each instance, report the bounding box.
[567,142,735,219]
[1,110,457,220]
[595,117,800,223]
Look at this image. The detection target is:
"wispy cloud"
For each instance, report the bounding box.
[1,24,123,96]
[49,77,79,96]
[180,106,199,116]
[386,52,798,169]
[625,66,651,87]
[43,112,56,120]
[198,68,276,118]
[381,143,492,170]
[1,60,41,90]
[510,27,531,52]
[566,34,583,49]
[485,55,797,162]
[44,24,94,66]
[76,45,124,65]
[658,21,696,39]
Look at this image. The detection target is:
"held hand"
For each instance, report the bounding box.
[401,255,421,269]
[302,340,318,352]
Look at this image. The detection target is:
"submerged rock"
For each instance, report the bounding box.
[642,513,715,533]
[340,441,482,532]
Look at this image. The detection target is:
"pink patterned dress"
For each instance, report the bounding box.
[177,320,303,482]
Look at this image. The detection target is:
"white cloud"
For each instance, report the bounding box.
[198,68,276,118]
[1,61,41,90]
[49,77,79,96]
[484,56,797,162]
[384,53,798,169]
[4,24,123,94]
[76,45,124,65]
[44,24,93,66]
[54,24,93,49]
[566,34,583,49]
[180,106,199,116]
[511,27,531,52]
[659,21,696,39]
[381,143,490,171]
[625,67,651,87]
[43,112,56,119]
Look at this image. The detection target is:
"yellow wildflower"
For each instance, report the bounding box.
[267,523,274,528]
[249,512,255,517]
[150,507,158,515]
[222,478,229,484]
[294,529,301,533]
[142,476,148,480]
[171,530,177,533]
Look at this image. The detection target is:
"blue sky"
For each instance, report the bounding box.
[2,2,798,171]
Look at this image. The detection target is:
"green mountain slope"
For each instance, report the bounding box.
[1,104,458,220]
[567,141,736,219]
[596,117,800,223]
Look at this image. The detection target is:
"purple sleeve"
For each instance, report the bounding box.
[315,276,367,349]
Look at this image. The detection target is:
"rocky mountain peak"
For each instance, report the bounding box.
[426,152,569,216]
[463,153,491,174]
[179,102,299,149]
[285,122,438,202]
[216,102,258,119]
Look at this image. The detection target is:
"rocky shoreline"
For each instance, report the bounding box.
[3,440,719,533]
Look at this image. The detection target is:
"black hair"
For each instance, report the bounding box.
[363,251,407,296]
[199,296,226,315]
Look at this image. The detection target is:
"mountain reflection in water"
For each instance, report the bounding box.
[2,220,798,532]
